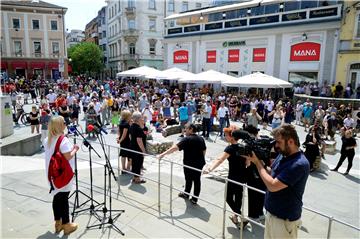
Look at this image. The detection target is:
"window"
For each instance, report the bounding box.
[128,19,135,29]
[50,20,58,30]
[149,41,156,55]
[13,18,20,29]
[52,42,59,54]
[34,41,41,56]
[168,0,174,12]
[118,0,121,12]
[115,23,117,34]
[103,30,106,38]
[109,8,111,19]
[149,0,155,9]
[32,19,40,30]
[182,2,188,12]
[115,4,117,14]
[355,13,360,39]
[149,18,156,31]
[169,20,175,27]
[196,3,201,9]
[264,4,279,14]
[300,1,318,9]
[14,41,22,55]
[128,0,135,8]
[129,43,135,55]
[284,1,300,11]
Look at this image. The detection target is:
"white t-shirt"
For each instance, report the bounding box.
[47,93,57,103]
[43,135,74,195]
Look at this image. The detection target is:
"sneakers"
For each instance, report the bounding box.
[343,171,349,175]
[330,168,338,172]
[178,192,189,199]
[55,220,62,233]
[190,198,197,205]
[62,222,78,235]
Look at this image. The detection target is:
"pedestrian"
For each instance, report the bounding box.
[178,102,189,137]
[244,124,310,239]
[331,129,357,175]
[201,100,212,139]
[158,123,206,205]
[40,109,51,144]
[43,116,79,235]
[203,125,248,227]
[30,105,40,134]
[117,110,132,175]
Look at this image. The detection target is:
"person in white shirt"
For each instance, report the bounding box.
[43,116,79,235]
[295,100,303,125]
[93,98,102,125]
[342,114,355,135]
[217,101,229,138]
[47,90,57,109]
[142,103,153,124]
[202,100,212,139]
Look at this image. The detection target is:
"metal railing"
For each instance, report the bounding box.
[73,137,360,239]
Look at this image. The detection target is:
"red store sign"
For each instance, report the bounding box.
[173,50,188,64]
[253,48,266,62]
[228,49,239,63]
[290,42,321,61]
[207,50,216,63]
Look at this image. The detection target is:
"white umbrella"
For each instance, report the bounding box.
[178,70,235,84]
[151,67,195,80]
[222,72,293,88]
[116,66,162,78]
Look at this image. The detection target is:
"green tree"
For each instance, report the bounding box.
[68,42,104,75]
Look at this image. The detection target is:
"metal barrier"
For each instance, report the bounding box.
[73,137,360,239]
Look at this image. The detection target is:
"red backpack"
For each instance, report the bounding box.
[48,135,74,193]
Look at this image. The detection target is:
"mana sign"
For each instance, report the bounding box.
[290,42,321,61]
[173,50,188,64]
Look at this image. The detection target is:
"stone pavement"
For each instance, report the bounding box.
[1,107,359,238]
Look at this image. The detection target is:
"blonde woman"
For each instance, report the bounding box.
[117,110,132,175]
[43,116,79,235]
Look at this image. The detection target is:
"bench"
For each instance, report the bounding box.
[162,123,220,137]
[146,138,174,155]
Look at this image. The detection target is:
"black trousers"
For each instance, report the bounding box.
[131,154,144,176]
[183,167,202,202]
[202,118,211,137]
[335,151,355,173]
[226,181,243,215]
[52,191,70,224]
[247,177,266,218]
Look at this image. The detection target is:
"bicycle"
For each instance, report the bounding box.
[14,106,31,126]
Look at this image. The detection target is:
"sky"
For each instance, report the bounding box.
[46,0,107,31]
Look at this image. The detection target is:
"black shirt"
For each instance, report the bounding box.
[119,120,130,147]
[224,144,247,183]
[177,134,206,169]
[129,123,146,153]
[340,137,357,154]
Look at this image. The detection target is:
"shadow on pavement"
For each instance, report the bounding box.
[344,174,360,184]
[128,182,147,194]
[36,231,59,239]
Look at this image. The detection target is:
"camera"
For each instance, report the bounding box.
[232,130,275,166]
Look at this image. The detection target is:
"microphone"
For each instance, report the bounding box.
[68,124,79,136]
[87,123,108,135]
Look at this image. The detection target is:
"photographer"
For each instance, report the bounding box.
[244,124,310,239]
[203,125,249,228]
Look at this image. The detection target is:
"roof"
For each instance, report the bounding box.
[1,0,67,10]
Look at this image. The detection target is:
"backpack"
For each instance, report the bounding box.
[48,135,74,193]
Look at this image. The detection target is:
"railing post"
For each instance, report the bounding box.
[170,161,173,214]
[239,184,246,239]
[222,180,228,239]
[117,147,120,179]
[158,155,161,211]
[327,216,334,239]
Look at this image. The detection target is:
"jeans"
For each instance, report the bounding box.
[219,117,226,136]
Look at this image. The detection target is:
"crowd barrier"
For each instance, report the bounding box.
[72,137,360,239]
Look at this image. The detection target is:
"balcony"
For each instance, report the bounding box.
[120,53,139,63]
[125,7,136,17]
[122,29,139,43]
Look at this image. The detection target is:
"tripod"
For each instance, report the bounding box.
[87,131,125,235]
[68,127,103,222]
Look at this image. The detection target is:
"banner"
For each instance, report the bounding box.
[206,50,216,63]
[290,42,321,61]
[173,50,188,64]
[228,49,239,63]
[253,48,266,62]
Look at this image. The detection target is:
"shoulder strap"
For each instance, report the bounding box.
[54,135,65,154]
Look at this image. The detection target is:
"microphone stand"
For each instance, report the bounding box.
[87,130,124,235]
[68,126,103,222]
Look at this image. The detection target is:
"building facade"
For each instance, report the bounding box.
[97,6,108,70]
[164,0,343,86]
[0,0,68,80]
[335,1,360,91]
[84,16,98,45]
[106,0,212,78]
[66,29,85,49]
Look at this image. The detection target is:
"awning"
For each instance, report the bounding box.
[12,61,27,69]
[1,61,8,69]
[68,65,72,73]
[30,62,45,69]
[48,62,59,69]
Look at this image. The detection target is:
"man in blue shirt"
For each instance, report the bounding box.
[178,103,189,137]
[245,124,310,239]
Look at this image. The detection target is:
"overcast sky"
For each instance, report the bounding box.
[47,0,107,31]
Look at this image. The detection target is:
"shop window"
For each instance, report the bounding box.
[284,1,300,11]
[32,19,40,30]
[300,1,318,9]
[288,72,318,84]
[182,1,188,12]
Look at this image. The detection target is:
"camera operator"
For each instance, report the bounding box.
[243,124,310,239]
[203,125,249,228]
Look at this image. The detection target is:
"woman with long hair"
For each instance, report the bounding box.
[43,116,79,235]
[117,110,132,175]
[203,125,249,228]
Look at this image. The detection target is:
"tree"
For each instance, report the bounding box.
[68,42,104,75]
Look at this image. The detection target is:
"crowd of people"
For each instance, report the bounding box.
[3,74,359,238]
